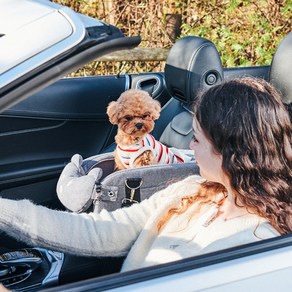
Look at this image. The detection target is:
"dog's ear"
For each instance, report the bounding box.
[151,99,161,120]
[107,101,119,124]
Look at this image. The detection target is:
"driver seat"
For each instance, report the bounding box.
[153,36,224,149]
[269,31,292,105]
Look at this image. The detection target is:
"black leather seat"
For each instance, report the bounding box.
[155,36,223,149]
[269,32,292,105]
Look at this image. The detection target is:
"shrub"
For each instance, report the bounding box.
[52,0,292,75]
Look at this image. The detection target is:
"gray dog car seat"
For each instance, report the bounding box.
[57,152,197,213]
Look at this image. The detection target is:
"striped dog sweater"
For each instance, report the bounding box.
[116,134,194,168]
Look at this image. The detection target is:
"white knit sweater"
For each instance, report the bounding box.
[0,175,279,272]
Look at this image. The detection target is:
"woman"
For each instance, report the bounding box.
[0,77,291,272]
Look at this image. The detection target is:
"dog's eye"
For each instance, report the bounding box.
[142,114,149,119]
[125,116,133,121]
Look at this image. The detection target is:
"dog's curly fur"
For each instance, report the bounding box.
[107,89,161,170]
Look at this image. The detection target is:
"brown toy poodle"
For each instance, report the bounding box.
[107,89,192,170]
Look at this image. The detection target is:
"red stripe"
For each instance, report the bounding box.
[150,134,156,148]
[175,154,184,163]
[165,147,170,163]
[118,145,139,152]
[166,155,170,164]
[158,143,163,162]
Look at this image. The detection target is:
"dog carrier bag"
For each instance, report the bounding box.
[56,151,198,213]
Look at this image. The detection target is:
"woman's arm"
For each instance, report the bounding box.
[0,175,202,257]
[0,196,156,257]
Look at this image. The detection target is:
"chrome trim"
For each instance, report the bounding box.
[41,249,64,287]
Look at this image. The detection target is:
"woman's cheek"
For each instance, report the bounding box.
[189,140,195,150]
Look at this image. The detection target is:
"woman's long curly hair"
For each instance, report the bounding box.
[158,77,292,234]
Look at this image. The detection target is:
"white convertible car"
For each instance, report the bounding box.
[0,0,291,291]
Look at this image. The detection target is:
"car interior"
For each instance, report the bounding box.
[0,27,291,290]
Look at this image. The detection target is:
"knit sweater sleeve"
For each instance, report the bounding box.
[0,196,155,257]
[0,175,203,257]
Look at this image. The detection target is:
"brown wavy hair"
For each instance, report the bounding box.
[158,77,292,234]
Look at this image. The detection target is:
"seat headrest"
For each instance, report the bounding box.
[270,32,292,104]
[164,36,223,104]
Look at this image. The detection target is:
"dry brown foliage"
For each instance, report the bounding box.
[52,0,291,76]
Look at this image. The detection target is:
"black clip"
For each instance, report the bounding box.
[122,178,143,208]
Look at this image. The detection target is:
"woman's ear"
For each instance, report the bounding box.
[106,101,118,124]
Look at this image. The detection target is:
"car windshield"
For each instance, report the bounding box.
[0,0,140,112]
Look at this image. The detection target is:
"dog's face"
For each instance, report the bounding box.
[107,89,161,140]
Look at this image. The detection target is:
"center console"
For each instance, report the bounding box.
[0,248,64,291]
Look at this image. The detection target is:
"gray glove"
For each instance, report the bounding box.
[56,154,103,213]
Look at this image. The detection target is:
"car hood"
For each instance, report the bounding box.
[0,0,141,112]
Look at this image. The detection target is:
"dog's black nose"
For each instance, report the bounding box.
[136,123,143,129]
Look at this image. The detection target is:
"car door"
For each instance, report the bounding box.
[0,0,142,211]
[0,64,270,209]
[0,72,169,210]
